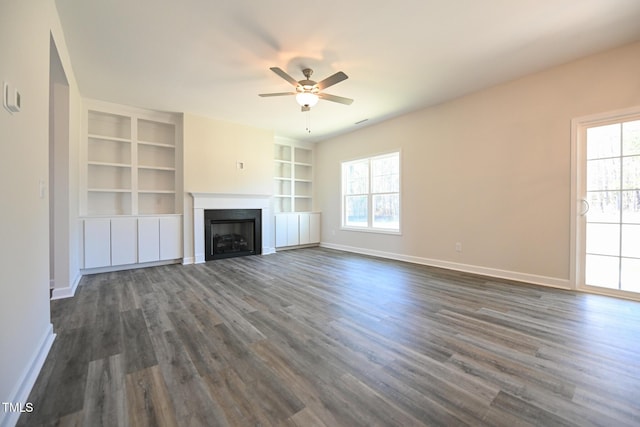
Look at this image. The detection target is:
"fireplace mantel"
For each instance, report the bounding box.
[191,193,274,263]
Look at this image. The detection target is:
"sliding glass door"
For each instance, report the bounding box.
[576,114,640,293]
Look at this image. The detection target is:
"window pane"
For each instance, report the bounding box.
[344,161,368,195]
[371,154,399,193]
[345,195,368,227]
[587,158,620,191]
[586,254,619,289]
[622,155,640,190]
[586,223,619,256]
[586,191,619,223]
[623,120,640,156]
[622,190,640,224]
[621,225,640,258]
[372,194,399,230]
[621,258,640,292]
[587,123,620,159]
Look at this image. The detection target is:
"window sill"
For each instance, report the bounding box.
[340,226,402,236]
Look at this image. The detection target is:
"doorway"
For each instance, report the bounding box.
[573,109,640,296]
[49,34,70,295]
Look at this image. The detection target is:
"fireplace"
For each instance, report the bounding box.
[190,193,274,264]
[204,209,262,261]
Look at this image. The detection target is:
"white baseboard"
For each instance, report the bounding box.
[320,242,571,290]
[50,272,81,300]
[80,259,182,275]
[1,324,55,427]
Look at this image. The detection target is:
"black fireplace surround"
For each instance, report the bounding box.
[204,209,262,261]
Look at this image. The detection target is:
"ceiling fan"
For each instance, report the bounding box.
[259,67,354,111]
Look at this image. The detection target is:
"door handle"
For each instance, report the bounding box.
[579,199,590,216]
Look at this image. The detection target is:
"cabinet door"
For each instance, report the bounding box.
[275,215,288,248]
[159,216,182,260]
[84,219,111,268]
[309,213,321,244]
[299,214,311,245]
[111,217,137,266]
[286,214,300,246]
[138,217,160,263]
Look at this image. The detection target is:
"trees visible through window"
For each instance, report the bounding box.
[342,152,400,231]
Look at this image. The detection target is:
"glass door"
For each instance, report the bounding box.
[580,118,640,293]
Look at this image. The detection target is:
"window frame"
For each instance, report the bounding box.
[341,151,401,234]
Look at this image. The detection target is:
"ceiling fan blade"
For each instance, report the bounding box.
[270,67,300,87]
[318,93,354,105]
[317,71,348,90]
[258,92,296,97]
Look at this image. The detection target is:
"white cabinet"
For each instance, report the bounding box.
[84,219,111,268]
[138,217,160,263]
[300,212,321,245]
[82,215,182,270]
[275,212,321,249]
[111,217,137,266]
[275,213,301,247]
[138,216,183,263]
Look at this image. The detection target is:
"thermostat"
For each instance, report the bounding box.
[3,82,21,113]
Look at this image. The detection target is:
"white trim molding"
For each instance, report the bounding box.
[50,272,81,300]
[1,324,55,427]
[320,242,571,290]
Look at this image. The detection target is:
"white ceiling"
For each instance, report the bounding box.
[55,0,640,142]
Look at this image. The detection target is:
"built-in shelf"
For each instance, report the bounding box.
[83,101,182,217]
[88,188,132,192]
[273,141,313,213]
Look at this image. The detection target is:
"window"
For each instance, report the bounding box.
[342,152,400,232]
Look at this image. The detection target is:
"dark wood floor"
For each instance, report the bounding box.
[18,248,640,426]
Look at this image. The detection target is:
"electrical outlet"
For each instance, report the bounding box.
[455,242,462,252]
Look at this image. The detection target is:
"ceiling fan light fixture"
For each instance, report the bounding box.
[296,92,319,108]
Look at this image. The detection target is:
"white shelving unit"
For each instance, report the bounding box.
[83,102,180,216]
[86,111,133,216]
[273,141,314,213]
[273,140,321,249]
[81,100,183,270]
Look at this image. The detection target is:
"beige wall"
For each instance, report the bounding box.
[315,41,640,286]
[182,113,274,260]
[183,113,274,194]
[0,0,81,421]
